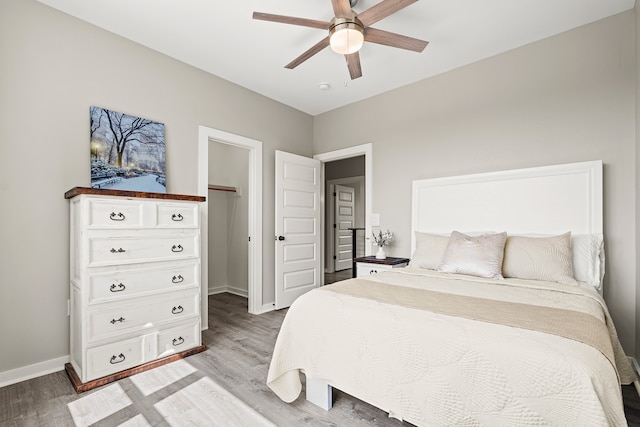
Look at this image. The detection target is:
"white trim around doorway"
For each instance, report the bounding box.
[198,126,264,316]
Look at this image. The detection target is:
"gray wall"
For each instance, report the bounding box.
[314,11,638,356]
[0,0,312,374]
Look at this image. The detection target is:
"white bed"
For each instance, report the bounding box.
[266,161,636,426]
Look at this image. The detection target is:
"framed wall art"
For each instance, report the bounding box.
[90,106,166,192]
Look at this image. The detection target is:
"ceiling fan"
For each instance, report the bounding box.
[253,0,428,80]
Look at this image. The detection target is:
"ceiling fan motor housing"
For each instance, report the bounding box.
[329,16,364,34]
[329,15,364,54]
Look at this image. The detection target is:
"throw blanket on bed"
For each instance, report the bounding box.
[267,269,634,426]
[324,278,622,381]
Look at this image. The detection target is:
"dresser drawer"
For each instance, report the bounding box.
[157,203,199,228]
[86,335,148,380]
[357,265,390,277]
[87,291,199,342]
[88,260,199,303]
[355,258,409,278]
[88,233,198,266]
[158,321,200,358]
[87,199,145,228]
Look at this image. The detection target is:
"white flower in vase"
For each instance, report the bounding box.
[372,229,393,259]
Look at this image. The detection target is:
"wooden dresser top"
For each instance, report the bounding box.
[64,187,205,202]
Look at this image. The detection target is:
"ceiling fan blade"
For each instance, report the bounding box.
[345,52,363,80]
[285,37,331,69]
[357,0,417,28]
[331,0,353,18]
[253,12,330,30]
[364,27,428,52]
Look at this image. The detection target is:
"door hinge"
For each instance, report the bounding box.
[333,223,336,228]
[248,236,251,242]
[333,192,336,197]
[333,255,337,260]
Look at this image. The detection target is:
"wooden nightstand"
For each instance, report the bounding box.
[354,256,410,278]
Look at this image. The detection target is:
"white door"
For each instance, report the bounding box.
[334,184,355,272]
[275,151,321,309]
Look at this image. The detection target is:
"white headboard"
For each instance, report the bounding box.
[411,161,603,253]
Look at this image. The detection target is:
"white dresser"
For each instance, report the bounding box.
[65,187,206,391]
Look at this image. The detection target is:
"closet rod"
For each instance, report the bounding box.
[208,185,237,193]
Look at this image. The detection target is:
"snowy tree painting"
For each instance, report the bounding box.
[90,106,166,193]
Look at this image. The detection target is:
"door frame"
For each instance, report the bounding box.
[198,126,264,316]
[314,143,373,286]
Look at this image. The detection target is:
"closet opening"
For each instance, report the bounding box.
[207,142,250,299]
[198,125,263,318]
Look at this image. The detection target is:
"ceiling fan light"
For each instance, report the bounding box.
[329,22,364,55]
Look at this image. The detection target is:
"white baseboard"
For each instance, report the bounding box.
[207,285,226,295]
[0,355,69,388]
[208,284,248,298]
[226,285,248,298]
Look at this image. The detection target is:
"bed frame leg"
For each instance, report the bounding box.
[306,377,333,410]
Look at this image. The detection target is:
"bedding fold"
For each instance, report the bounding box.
[323,278,618,376]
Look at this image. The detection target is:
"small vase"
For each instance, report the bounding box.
[375,246,386,260]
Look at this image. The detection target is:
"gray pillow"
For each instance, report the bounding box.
[438,231,507,279]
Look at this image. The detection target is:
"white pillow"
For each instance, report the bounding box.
[571,233,605,291]
[502,232,577,285]
[438,231,507,279]
[409,232,450,270]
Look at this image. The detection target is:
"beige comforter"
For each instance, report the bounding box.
[267,268,635,426]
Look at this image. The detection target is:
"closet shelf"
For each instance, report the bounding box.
[208,185,237,193]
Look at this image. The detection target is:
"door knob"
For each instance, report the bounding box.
[277,236,285,241]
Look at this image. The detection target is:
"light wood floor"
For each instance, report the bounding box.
[0,292,404,426]
[2,292,640,426]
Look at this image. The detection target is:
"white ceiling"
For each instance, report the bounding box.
[37,0,634,116]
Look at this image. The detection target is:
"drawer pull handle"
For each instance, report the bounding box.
[110,248,126,253]
[110,212,125,221]
[110,283,126,292]
[171,305,184,314]
[171,245,184,253]
[172,275,184,284]
[369,270,377,274]
[110,353,126,364]
[172,213,184,221]
[110,317,125,324]
[172,336,185,346]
